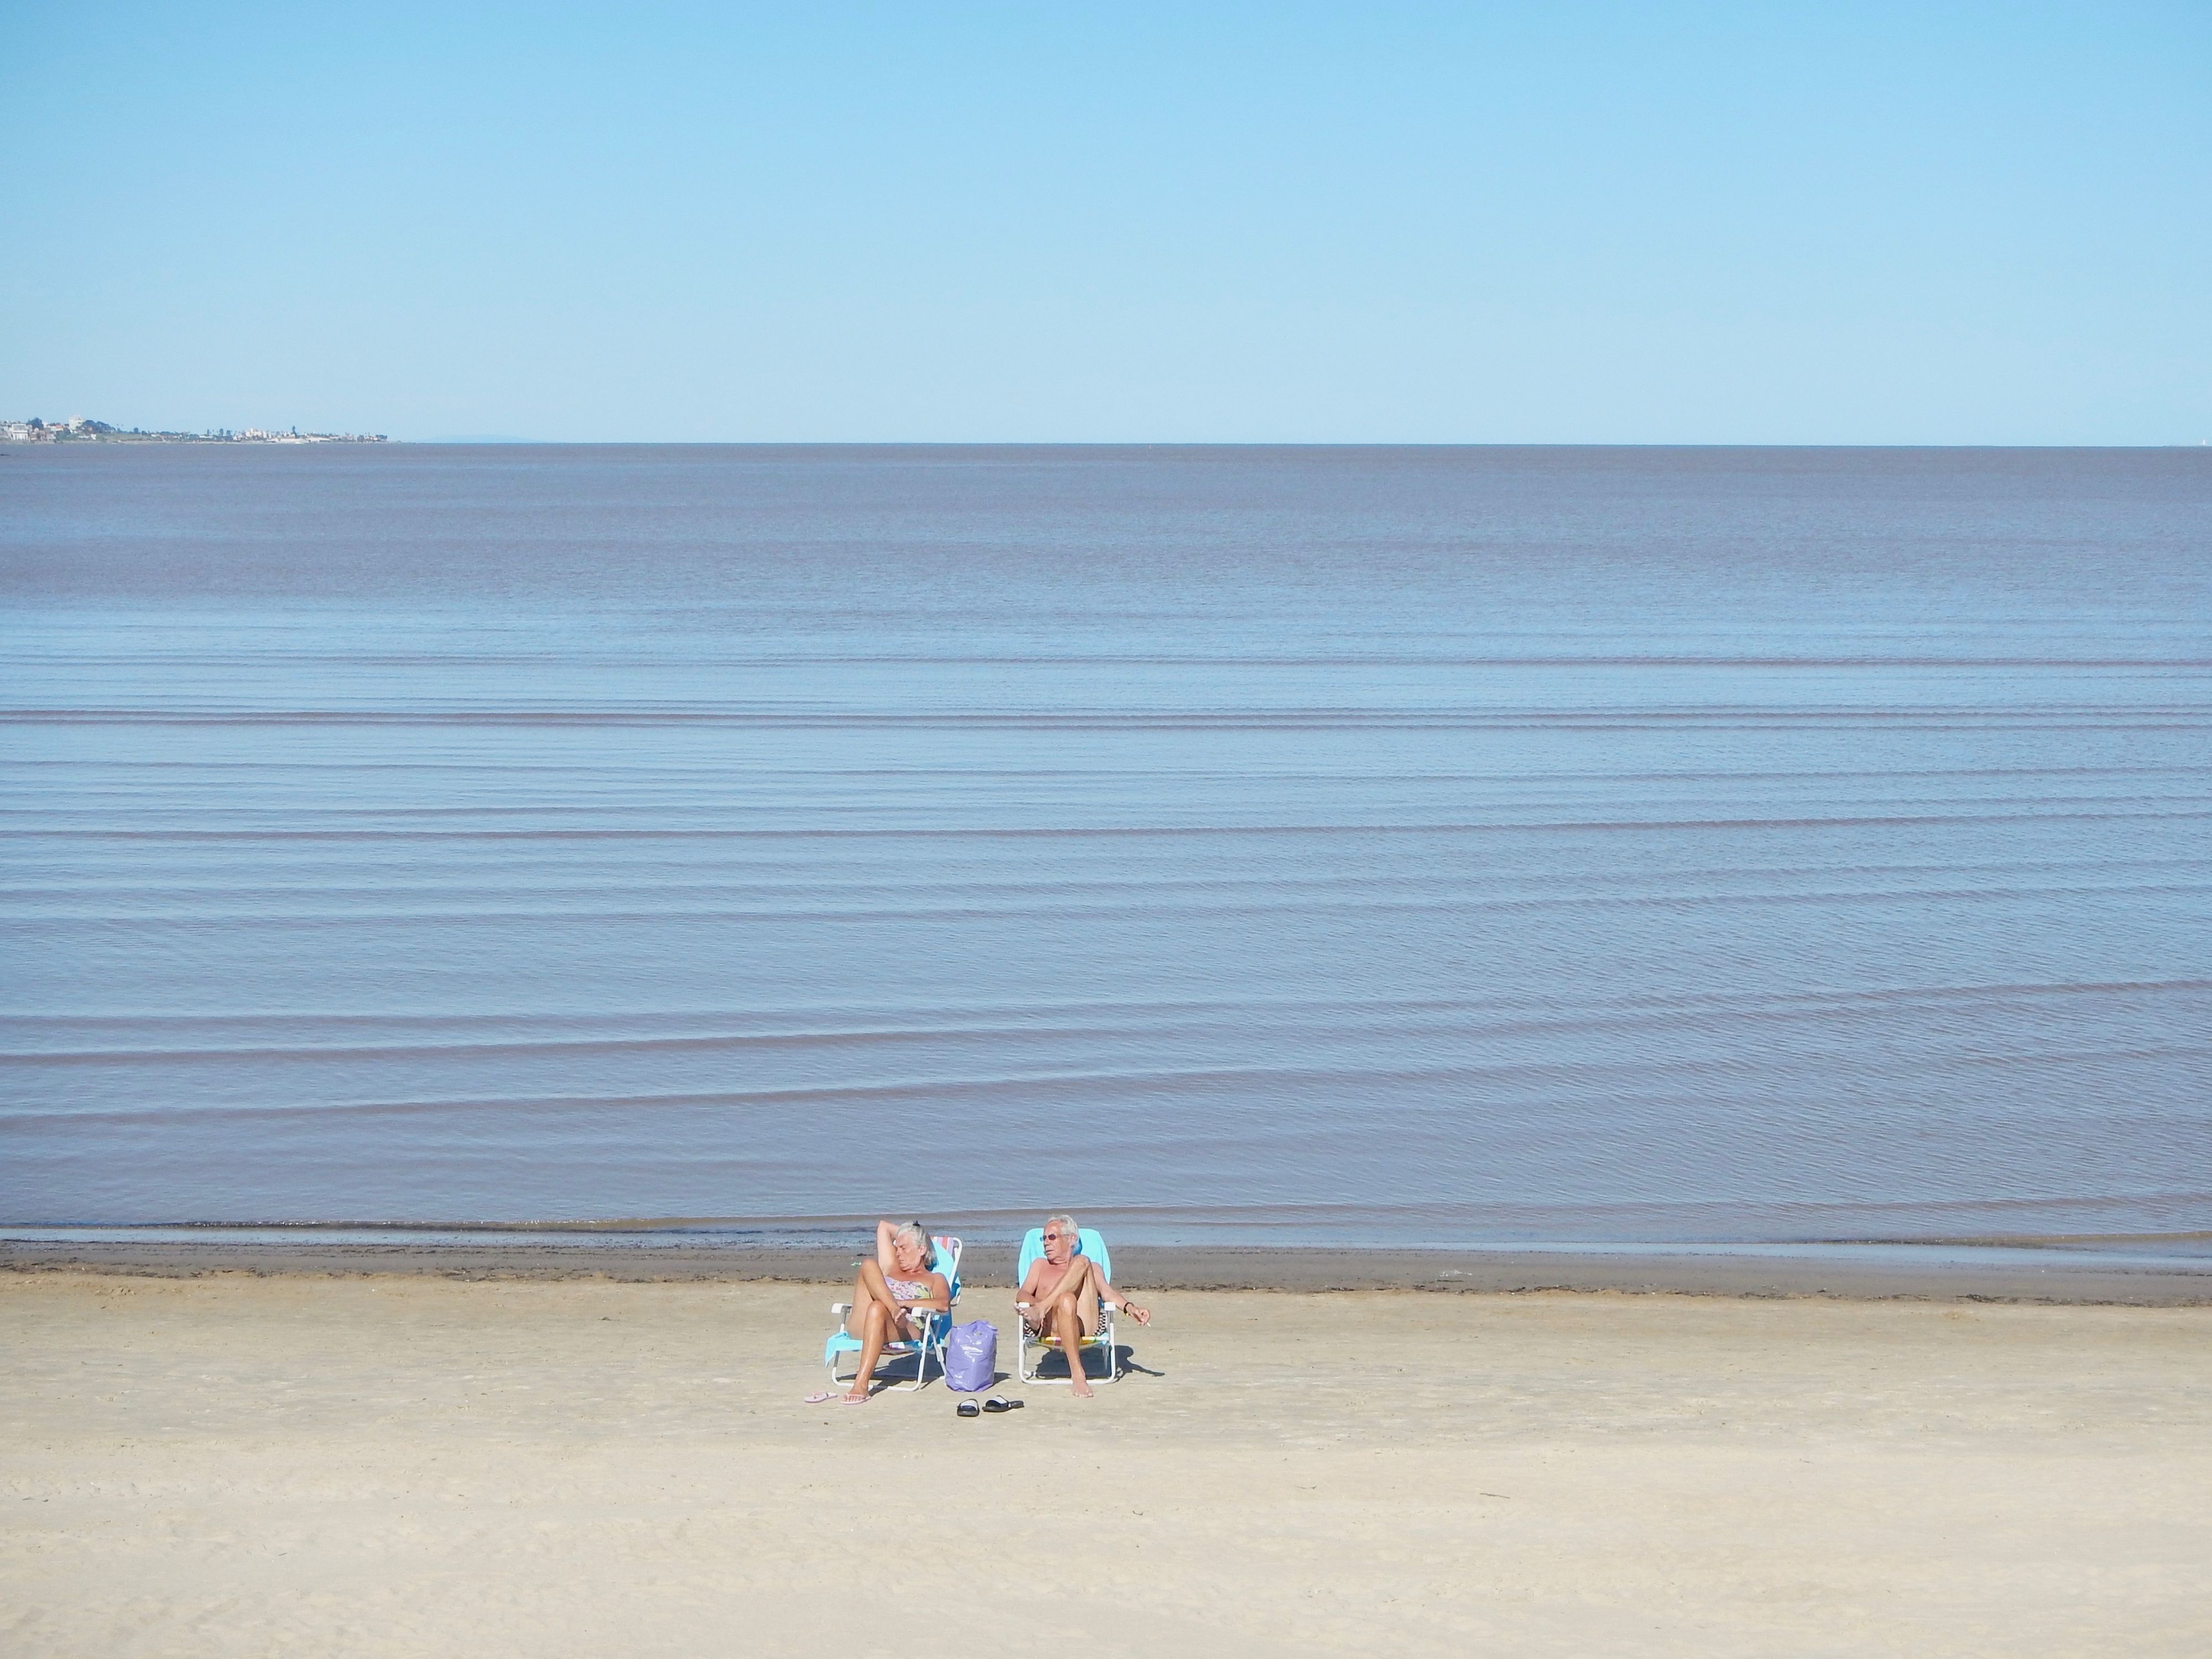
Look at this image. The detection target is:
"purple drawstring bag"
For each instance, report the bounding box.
[944,1320,997,1392]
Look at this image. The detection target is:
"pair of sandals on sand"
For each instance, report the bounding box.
[803,1390,1022,1412]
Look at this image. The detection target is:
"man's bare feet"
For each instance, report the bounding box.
[1070,1375,1094,1399]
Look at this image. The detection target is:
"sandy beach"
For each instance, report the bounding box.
[4,1270,2207,1657]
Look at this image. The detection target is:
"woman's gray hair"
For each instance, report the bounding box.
[891,1220,931,1259]
[1045,1213,1079,1239]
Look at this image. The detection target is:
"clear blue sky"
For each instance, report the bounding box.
[4,3,2205,442]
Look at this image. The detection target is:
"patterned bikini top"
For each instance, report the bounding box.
[885,1276,932,1302]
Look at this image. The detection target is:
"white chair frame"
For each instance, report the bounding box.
[1014,1301,1120,1385]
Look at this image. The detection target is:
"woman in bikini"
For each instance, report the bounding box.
[833,1218,950,1403]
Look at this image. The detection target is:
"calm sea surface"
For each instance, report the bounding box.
[3,445,2207,1244]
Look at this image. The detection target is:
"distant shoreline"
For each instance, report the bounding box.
[2,417,387,444]
[9,436,2212,451]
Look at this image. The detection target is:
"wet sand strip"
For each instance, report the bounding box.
[6,1237,2208,1303]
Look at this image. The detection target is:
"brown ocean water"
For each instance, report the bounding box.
[2,444,2207,1244]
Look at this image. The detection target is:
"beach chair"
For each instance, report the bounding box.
[1013,1226,1120,1386]
[823,1235,963,1392]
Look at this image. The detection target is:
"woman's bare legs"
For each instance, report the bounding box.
[846,1299,891,1401]
[845,1259,907,1333]
[842,1261,913,1402]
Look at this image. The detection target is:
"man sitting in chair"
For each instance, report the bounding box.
[1015,1212,1150,1399]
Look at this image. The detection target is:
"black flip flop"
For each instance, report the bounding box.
[982,1396,1024,1413]
[956,1399,980,1417]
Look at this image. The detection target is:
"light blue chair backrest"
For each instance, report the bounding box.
[1015,1226,1111,1287]
[928,1235,963,1302]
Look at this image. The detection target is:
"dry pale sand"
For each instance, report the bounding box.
[3,1274,2208,1658]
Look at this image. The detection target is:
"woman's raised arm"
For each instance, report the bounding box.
[874,1218,899,1272]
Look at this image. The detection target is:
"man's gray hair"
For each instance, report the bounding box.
[892,1220,930,1258]
[1045,1213,1079,1239]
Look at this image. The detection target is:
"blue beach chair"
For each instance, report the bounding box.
[823,1235,963,1392]
[1013,1227,1120,1386]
